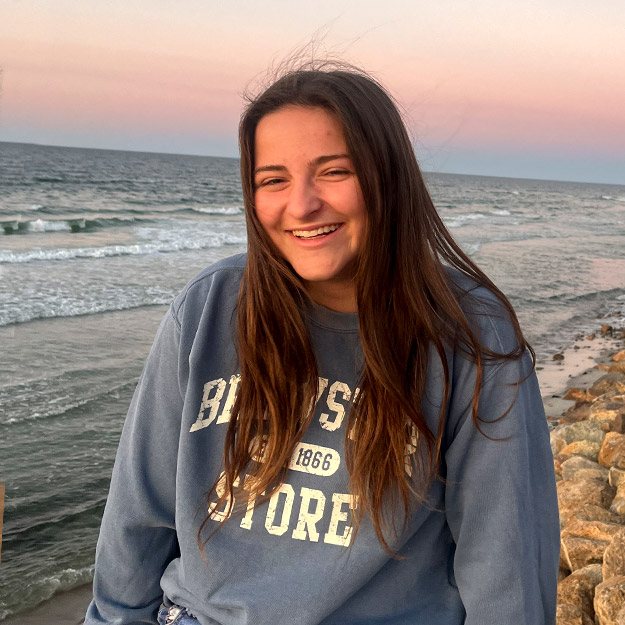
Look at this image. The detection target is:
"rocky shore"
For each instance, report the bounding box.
[551,327,625,625]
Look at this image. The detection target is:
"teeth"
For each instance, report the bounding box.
[292,224,340,238]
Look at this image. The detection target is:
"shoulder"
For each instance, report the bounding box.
[170,253,246,328]
[444,265,522,356]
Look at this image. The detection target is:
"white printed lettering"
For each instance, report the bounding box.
[324,493,357,547]
[190,378,226,432]
[217,374,240,424]
[292,487,325,542]
[319,381,351,431]
[265,484,295,536]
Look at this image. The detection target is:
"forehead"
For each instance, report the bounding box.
[254,106,348,162]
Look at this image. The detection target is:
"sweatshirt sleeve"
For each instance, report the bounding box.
[85,306,184,625]
[444,337,560,625]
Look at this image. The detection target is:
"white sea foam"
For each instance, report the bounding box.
[0,231,246,263]
[491,209,511,216]
[193,206,242,215]
[28,218,72,232]
[444,213,486,228]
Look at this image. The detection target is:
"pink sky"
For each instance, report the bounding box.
[1,1,623,183]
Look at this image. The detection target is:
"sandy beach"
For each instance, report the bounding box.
[3,327,623,625]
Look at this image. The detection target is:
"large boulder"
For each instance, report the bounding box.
[593,576,625,625]
[561,457,610,482]
[599,432,625,468]
[551,421,607,455]
[561,519,625,571]
[555,603,594,625]
[557,479,617,528]
[603,529,625,580]
[557,564,603,622]
[589,394,625,431]
[560,440,602,462]
[588,373,625,398]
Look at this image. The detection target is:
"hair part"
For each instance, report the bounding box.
[199,60,533,554]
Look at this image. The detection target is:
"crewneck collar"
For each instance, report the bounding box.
[305,299,359,333]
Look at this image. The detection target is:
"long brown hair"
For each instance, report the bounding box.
[200,62,532,553]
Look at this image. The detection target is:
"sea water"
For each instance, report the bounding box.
[0,141,624,618]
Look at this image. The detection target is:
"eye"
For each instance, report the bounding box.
[323,169,351,178]
[255,177,286,188]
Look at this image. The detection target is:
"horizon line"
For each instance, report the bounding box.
[1,139,622,188]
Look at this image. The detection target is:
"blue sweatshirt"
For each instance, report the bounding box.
[85,253,559,625]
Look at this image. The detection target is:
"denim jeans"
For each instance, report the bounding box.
[157,603,202,625]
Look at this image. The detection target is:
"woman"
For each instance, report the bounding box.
[86,64,559,625]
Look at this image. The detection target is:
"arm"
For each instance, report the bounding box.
[85,307,184,625]
[444,346,560,624]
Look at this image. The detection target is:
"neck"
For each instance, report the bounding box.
[304,281,358,313]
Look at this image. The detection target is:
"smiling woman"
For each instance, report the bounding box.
[85,62,560,625]
[254,106,366,311]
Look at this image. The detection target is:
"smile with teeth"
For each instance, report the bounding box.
[291,224,341,239]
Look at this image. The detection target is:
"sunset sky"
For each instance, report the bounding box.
[1,0,623,183]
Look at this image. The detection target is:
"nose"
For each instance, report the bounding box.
[286,177,323,220]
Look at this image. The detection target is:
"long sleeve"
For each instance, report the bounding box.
[444,344,560,625]
[85,306,184,625]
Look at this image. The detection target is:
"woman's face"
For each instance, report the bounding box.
[253,106,366,313]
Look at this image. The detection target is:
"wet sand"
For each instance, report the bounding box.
[1,583,92,625]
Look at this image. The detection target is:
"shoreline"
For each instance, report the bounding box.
[2,326,624,625]
[0,583,92,625]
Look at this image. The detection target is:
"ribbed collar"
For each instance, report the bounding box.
[305,299,360,333]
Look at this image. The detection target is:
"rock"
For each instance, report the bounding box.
[603,529,625,580]
[589,373,625,398]
[561,457,610,482]
[561,402,592,424]
[588,395,625,431]
[599,433,625,468]
[560,440,602,462]
[561,519,625,571]
[554,353,565,361]
[557,479,617,528]
[601,325,614,335]
[569,504,625,527]
[608,363,625,374]
[610,482,625,516]
[551,420,607,455]
[609,468,625,488]
[561,536,609,571]
[557,564,602,621]
[555,603,594,625]
[565,388,589,402]
[555,453,579,480]
[593,575,625,625]
[587,333,596,341]
[614,350,625,362]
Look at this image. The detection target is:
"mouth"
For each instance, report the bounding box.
[290,224,342,239]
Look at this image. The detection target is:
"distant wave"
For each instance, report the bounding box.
[1,380,137,425]
[191,206,243,215]
[444,213,487,228]
[0,230,245,264]
[490,209,511,216]
[0,215,143,234]
[0,295,173,326]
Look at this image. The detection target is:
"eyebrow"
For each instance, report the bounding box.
[254,153,351,176]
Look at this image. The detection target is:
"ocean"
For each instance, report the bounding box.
[0,141,624,619]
